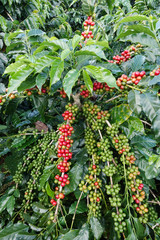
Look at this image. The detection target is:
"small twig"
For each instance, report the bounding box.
[106,120,112,128]
[70,191,83,230]
[6,11,14,21]
[112,158,118,167]
[141,120,151,127]
[152,223,159,229]
[148,200,160,205]
[149,188,160,206]
[105,94,122,103]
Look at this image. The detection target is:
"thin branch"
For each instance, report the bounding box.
[6,11,14,21]
[105,94,122,103]
[70,191,83,230]
[141,120,151,127]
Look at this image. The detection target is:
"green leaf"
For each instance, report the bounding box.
[69,200,87,214]
[16,232,37,239]
[75,45,106,60]
[50,39,69,50]
[128,90,142,115]
[6,195,15,216]
[148,75,160,86]
[141,92,160,121]
[32,202,48,214]
[8,66,34,94]
[0,195,12,213]
[0,125,7,130]
[45,182,55,198]
[63,69,80,97]
[58,230,79,240]
[39,170,52,190]
[131,135,157,149]
[86,40,109,49]
[82,0,95,15]
[0,223,28,240]
[36,72,48,91]
[117,25,156,40]
[133,217,145,239]
[35,56,57,73]
[115,15,149,30]
[27,29,45,37]
[110,104,132,124]
[152,109,160,140]
[18,75,36,92]
[85,65,117,88]
[131,55,145,72]
[61,49,71,61]
[0,15,7,32]
[4,61,25,74]
[72,35,81,50]
[120,33,159,48]
[90,217,103,240]
[128,117,144,133]
[50,59,64,87]
[74,223,89,240]
[64,163,83,195]
[83,70,93,93]
[145,164,159,179]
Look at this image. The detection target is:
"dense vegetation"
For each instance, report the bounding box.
[0,0,160,239]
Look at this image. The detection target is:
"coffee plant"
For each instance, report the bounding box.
[0,0,160,239]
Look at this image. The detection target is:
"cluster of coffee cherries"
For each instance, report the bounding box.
[50,105,78,208]
[107,124,149,224]
[50,124,74,205]
[130,71,146,85]
[0,95,6,105]
[83,101,110,130]
[150,67,160,76]
[24,86,48,96]
[108,44,142,65]
[13,130,58,210]
[79,128,102,218]
[112,134,130,155]
[62,103,79,124]
[93,81,113,94]
[80,85,91,98]
[59,88,67,98]
[81,16,95,40]
[116,74,131,90]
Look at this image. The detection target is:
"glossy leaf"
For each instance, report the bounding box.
[86,40,109,49]
[74,223,89,240]
[141,92,160,121]
[90,217,103,240]
[36,72,48,91]
[35,56,56,73]
[131,55,145,72]
[110,104,132,124]
[83,70,93,92]
[64,163,83,195]
[131,135,157,149]
[128,90,142,115]
[27,29,45,36]
[128,116,144,133]
[63,69,80,97]
[0,223,28,240]
[148,75,160,85]
[72,35,81,50]
[69,200,87,214]
[39,170,52,190]
[152,109,160,140]
[50,59,64,87]
[8,66,34,94]
[61,49,71,61]
[115,15,149,30]
[75,45,106,60]
[6,195,15,216]
[45,182,55,198]
[58,230,79,240]
[117,25,156,40]
[32,202,48,213]
[82,0,95,15]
